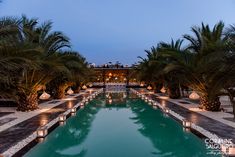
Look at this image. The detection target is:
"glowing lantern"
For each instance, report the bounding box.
[108,99,112,104]
[39,91,51,100]
[189,91,200,100]
[140,82,144,87]
[59,114,66,122]
[67,88,74,95]
[37,126,48,138]
[163,107,170,113]
[160,87,166,93]
[182,119,191,128]
[82,85,87,90]
[153,102,158,106]
[71,107,77,113]
[147,85,152,90]
[80,102,84,106]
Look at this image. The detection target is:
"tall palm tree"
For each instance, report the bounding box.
[157,39,186,98]
[163,22,232,111]
[183,21,230,111]
[0,16,36,99]
[0,16,72,111]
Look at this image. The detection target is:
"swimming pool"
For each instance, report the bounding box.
[24,91,216,157]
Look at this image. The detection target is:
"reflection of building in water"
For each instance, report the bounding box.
[105,92,127,105]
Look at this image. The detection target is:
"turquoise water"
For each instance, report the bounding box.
[25,92,215,157]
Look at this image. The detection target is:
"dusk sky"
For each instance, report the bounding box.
[0,0,235,65]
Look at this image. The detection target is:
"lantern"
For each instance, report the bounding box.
[147,85,152,90]
[153,102,158,106]
[82,85,87,90]
[67,88,74,95]
[37,126,48,138]
[189,91,200,100]
[59,114,66,122]
[163,107,170,113]
[140,82,144,87]
[160,87,166,93]
[71,107,76,113]
[182,119,191,128]
[80,102,84,106]
[39,91,51,100]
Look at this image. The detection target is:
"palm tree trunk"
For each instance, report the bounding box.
[167,84,181,99]
[54,84,68,99]
[74,87,80,93]
[155,83,163,93]
[17,92,38,111]
[199,95,221,111]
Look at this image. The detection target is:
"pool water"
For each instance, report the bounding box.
[25,92,216,157]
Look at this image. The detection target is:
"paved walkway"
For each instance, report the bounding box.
[0,90,95,155]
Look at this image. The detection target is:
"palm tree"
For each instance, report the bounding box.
[47,52,92,99]
[157,39,186,98]
[135,46,166,92]
[14,16,72,111]
[162,22,232,111]
[0,16,72,111]
[0,16,36,99]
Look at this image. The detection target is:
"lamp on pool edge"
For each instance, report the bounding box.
[71,107,77,113]
[182,119,191,128]
[37,126,48,138]
[59,114,66,122]
[163,107,170,113]
[153,102,158,106]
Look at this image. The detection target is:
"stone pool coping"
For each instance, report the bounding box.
[0,89,103,157]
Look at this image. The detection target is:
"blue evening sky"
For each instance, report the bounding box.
[0,0,235,65]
